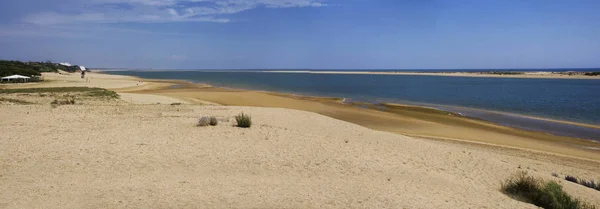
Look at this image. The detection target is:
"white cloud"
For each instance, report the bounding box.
[23,0,327,25]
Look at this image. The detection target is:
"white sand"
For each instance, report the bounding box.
[1,103,599,208]
[1,72,146,89]
[119,93,191,104]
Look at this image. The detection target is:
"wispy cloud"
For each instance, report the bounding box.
[22,0,327,25]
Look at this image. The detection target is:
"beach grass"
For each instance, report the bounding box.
[209,116,218,126]
[51,98,76,105]
[502,171,596,209]
[235,113,251,128]
[0,97,34,104]
[0,87,119,99]
[565,175,600,192]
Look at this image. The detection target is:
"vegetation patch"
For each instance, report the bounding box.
[209,116,218,126]
[235,113,252,128]
[51,98,76,105]
[484,71,525,75]
[198,117,211,127]
[501,171,596,209]
[0,60,82,77]
[565,175,600,192]
[0,98,33,104]
[584,72,600,76]
[0,87,119,99]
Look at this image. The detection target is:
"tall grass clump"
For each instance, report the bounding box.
[209,116,218,126]
[566,175,579,184]
[235,113,251,128]
[501,171,596,209]
[565,175,600,192]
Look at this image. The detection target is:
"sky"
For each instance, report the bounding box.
[0,0,599,69]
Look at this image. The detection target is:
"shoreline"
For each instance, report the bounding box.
[97,69,600,79]
[95,72,600,161]
[98,71,600,140]
[381,102,600,130]
[257,70,600,79]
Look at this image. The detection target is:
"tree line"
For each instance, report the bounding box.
[0,60,81,77]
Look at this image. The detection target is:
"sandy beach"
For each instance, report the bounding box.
[257,70,600,79]
[1,72,599,208]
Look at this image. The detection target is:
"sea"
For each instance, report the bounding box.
[104,69,600,141]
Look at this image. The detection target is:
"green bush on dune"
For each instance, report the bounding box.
[235,113,251,128]
[502,171,595,209]
[209,116,218,126]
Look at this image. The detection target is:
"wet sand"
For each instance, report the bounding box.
[123,80,600,162]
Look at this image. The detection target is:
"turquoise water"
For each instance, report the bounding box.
[105,71,600,140]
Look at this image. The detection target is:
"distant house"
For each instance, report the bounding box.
[1,74,31,83]
[59,62,73,67]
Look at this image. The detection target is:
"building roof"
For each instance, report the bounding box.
[1,75,31,79]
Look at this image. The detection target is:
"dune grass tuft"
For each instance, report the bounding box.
[209,116,218,126]
[198,117,210,127]
[51,98,76,105]
[566,175,579,184]
[235,112,251,128]
[502,171,596,209]
[0,98,33,104]
[565,175,600,192]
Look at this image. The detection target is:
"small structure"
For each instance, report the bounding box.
[79,66,89,79]
[1,75,31,83]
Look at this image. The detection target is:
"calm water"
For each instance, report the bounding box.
[106,71,600,140]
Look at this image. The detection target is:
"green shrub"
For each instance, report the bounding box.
[235,113,251,128]
[502,171,596,209]
[209,116,218,126]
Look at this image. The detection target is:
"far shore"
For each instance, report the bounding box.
[256,70,600,79]
[94,69,600,79]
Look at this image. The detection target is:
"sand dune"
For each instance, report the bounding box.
[1,72,150,90]
[1,104,599,208]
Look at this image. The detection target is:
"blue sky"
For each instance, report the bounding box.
[0,0,599,69]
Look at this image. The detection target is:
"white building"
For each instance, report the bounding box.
[1,75,31,82]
